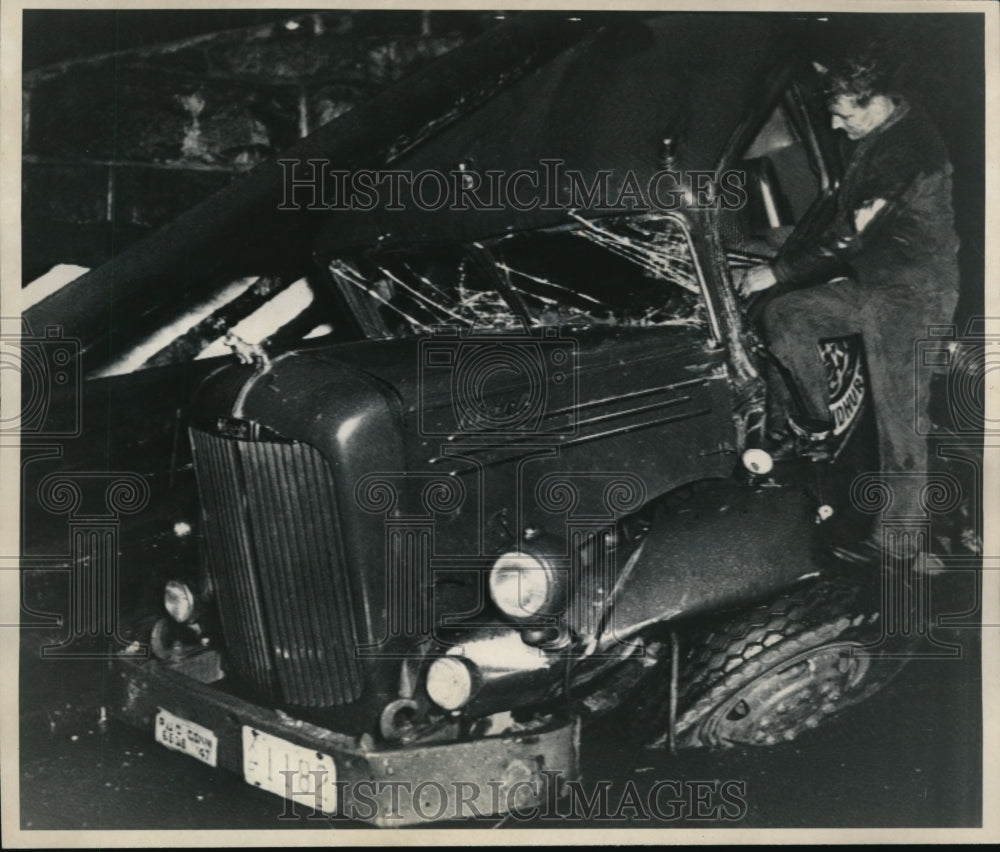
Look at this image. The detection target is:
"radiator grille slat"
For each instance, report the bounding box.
[190,428,362,707]
[190,430,274,693]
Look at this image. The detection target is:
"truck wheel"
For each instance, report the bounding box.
[675,575,908,749]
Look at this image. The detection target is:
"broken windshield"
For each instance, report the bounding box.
[328,213,707,337]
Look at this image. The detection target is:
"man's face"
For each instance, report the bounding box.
[828,94,880,141]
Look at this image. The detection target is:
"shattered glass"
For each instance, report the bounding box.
[328,213,707,337]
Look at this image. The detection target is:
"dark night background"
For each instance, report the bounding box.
[17,8,986,833]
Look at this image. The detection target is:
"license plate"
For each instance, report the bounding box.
[154,708,218,767]
[242,726,338,814]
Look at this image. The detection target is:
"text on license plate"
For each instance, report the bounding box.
[242,726,338,814]
[154,708,218,767]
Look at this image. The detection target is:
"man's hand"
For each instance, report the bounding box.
[738,264,777,298]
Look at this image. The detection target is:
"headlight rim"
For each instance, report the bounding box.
[488,548,564,620]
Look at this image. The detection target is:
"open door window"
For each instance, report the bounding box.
[723,72,841,262]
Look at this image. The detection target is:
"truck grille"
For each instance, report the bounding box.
[189,427,362,707]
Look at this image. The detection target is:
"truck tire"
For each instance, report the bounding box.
[674,574,908,749]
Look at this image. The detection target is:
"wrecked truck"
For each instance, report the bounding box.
[26,12,929,826]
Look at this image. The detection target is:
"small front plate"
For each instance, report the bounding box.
[154,708,218,767]
[242,726,338,814]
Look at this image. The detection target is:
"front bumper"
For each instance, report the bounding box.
[109,654,580,827]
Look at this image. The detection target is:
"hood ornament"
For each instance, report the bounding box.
[224,331,270,369]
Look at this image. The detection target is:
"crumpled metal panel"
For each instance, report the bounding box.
[607,472,827,641]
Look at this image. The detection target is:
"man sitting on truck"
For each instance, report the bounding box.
[738,51,961,565]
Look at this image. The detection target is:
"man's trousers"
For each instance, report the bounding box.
[759,268,958,522]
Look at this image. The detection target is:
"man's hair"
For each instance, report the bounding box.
[821,50,890,107]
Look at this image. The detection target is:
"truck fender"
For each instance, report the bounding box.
[605,475,828,642]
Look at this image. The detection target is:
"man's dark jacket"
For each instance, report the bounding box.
[772,97,960,292]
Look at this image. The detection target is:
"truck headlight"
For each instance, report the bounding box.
[426,657,474,711]
[163,580,196,624]
[488,550,564,619]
